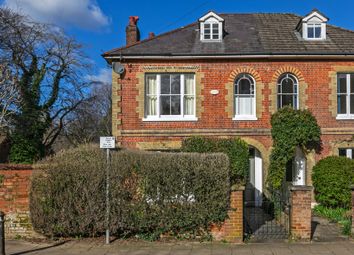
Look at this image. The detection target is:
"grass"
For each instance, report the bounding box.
[313,205,352,236]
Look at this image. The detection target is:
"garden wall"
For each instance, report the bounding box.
[0,165,37,238]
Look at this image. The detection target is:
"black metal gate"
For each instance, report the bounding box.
[243,188,290,242]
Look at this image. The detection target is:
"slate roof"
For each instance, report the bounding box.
[103,13,354,58]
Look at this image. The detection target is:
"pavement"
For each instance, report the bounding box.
[5,239,354,255]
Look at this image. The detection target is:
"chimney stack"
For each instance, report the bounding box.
[148,32,155,39]
[126,16,140,46]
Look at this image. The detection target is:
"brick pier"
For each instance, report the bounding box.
[290,185,313,241]
[211,185,244,243]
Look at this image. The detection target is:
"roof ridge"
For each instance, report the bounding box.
[102,21,197,56]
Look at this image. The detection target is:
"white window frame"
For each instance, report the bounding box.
[143,73,197,122]
[277,73,299,110]
[233,74,257,121]
[336,73,354,120]
[200,20,222,41]
[307,23,322,39]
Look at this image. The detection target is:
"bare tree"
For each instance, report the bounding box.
[62,80,112,146]
[0,64,19,130]
[0,8,92,162]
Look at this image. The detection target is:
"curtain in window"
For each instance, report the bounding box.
[234,74,255,116]
[184,74,195,115]
[146,75,157,116]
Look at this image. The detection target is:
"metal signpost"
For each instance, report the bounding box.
[100,137,115,245]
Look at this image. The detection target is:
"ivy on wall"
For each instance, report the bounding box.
[267,107,321,190]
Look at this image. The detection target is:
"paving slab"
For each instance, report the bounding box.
[4,239,354,255]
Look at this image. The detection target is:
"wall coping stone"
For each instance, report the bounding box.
[0,164,33,170]
[231,185,245,191]
[290,185,313,191]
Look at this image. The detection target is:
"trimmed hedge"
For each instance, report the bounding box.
[181,136,249,184]
[312,156,354,208]
[30,145,230,239]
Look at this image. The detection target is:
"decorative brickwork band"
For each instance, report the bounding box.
[211,185,244,243]
[351,185,354,236]
[290,185,313,241]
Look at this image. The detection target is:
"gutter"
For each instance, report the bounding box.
[103,54,354,61]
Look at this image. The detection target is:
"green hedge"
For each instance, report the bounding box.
[312,156,354,208]
[181,136,249,184]
[30,145,230,239]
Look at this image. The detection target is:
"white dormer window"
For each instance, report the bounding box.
[301,9,328,40]
[199,11,224,42]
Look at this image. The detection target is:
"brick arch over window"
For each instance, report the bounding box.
[269,67,308,114]
[225,67,265,119]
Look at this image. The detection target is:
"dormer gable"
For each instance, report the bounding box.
[299,9,328,40]
[199,11,224,42]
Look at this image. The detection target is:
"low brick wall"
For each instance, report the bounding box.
[290,186,313,241]
[211,186,244,243]
[0,165,37,238]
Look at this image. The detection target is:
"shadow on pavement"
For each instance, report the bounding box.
[10,241,68,255]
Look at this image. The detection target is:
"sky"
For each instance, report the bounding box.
[2,0,354,84]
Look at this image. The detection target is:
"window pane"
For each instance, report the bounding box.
[351,74,354,93]
[338,148,347,157]
[146,96,157,116]
[160,96,170,115]
[338,74,347,93]
[184,74,194,94]
[281,78,294,93]
[337,95,347,114]
[281,95,294,108]
[170,96,181,115]
[212,23,219,39]
[161,75,170,94]
[204,23,210,29]
[308,27,314,38]
[314,26,321,38]
[146,75,157,95]
[171,75,180,94]
[277,95,282,109]
[235,96,253,115]
[351,95,354,114]
[239,79,251,94]
[184,96,194,115]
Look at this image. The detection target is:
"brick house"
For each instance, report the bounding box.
[103,10,354,202]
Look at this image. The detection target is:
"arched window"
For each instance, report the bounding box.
[277,73,299,109]
[234,74,256,119]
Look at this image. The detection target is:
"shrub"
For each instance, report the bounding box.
[181,136,249,184]
[312,156,354,208]
[267,107,321,189]
[30,145,230,239]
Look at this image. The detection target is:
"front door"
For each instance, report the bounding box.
[293,147,306,186]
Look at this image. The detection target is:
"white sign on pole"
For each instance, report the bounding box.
[100,137,115,149]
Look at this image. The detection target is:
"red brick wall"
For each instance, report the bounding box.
[290,186,312,240]
[0,165,35,238]
[211,187,244,242]
[115,59,354,159]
